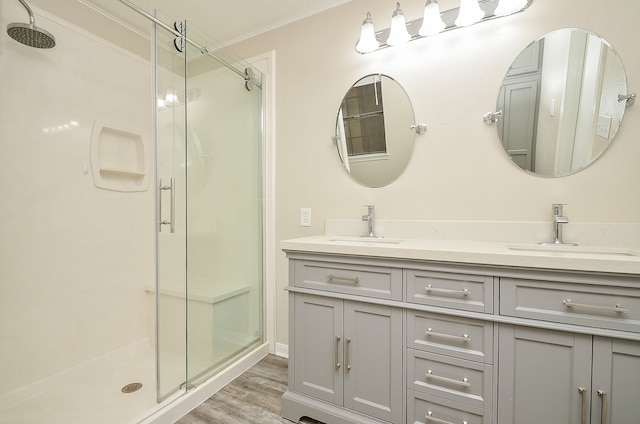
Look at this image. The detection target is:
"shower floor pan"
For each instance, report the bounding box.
[0,340,156,424]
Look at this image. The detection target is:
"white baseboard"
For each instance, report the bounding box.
[274,342,289,359]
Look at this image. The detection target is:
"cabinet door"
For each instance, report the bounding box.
[292,294,344,405]
[592,338,640,424]
[497,325,592,424]
[343,301,403,423]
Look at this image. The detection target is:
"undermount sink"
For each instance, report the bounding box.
[507,245,640,257]
[327,236,404,244]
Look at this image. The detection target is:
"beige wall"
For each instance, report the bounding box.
[230,0,640,349]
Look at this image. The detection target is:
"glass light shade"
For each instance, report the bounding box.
[419,0,446,37]
[455,0,485,27]
[355,12,380,53]
[494,0,527,16]
[386,3,411,46]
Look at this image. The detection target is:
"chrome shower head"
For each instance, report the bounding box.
[6,0,55,49]
[7,22,55,48]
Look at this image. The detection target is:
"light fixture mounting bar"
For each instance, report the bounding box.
[368,0,533,53]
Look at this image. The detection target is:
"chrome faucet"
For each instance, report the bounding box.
[541,203,577,246]
[361,205,379,238]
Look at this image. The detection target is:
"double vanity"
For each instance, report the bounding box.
[280,222,640,424]
[297,17,639,423]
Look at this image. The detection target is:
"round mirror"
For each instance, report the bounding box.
[496,28,630,177]
[334,74,417,187]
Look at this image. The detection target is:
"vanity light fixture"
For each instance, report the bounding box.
[493,0,527,16]
[386,3,411,46]
[455,0,485,27]
[419,0,446,37]
[355,12,380,54]
[355,0,533,54]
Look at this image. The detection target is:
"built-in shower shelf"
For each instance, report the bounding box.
[90,120,149,192]
[99,167,146,178]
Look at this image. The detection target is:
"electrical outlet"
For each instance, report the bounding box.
[300,208,312,227]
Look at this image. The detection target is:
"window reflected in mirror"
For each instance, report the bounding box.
[340,77,388,159]
[334,74,417,188]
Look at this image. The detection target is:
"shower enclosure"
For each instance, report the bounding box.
[0,1,265,423]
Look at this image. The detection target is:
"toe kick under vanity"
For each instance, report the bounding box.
[280,235,640,424]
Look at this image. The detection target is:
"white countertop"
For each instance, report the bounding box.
[281,235,640,275]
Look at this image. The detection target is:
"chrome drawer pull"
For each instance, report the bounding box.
[335,336,341,370]
[598,390,608,424]
[426,285,470,296]
[578,387,588,424]
[327,274,360,284]
[345,337,351,372]
[425,411,467,424]
[563,299,629,314]
[426,370,470,387]
[426,328,471,343]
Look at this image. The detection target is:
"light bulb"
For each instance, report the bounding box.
[455,0,485,27]
[355,12,380,53]
[419,0,446,37]
[494,0,527,16]
[386,2,411,46]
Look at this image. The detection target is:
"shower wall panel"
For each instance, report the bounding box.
[0,3,155,396]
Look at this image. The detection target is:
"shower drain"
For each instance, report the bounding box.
[121,382,143,393]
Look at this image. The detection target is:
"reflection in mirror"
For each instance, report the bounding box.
[496,28,630,177]
[335,74,416,187]
[340,76,387,159]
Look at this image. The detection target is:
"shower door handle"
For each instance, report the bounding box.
[159,177,175,233]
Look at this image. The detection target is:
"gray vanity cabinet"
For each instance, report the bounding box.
[498,276,640,424]
[591,338,640,424]
[285,256,404,424]
[497,325,592,424]
[406,269,495,424]
[282,247,639,424]
[291,294,344,405]
[498,326,640,424]
[291,293,403,423]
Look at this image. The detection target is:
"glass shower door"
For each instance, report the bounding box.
[183,20,264,387]
[155,15,264,400]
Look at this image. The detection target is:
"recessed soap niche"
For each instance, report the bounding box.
[90,121,149,192]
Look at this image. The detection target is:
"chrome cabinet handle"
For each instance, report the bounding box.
[426,285,470,296]
[335,336,341,370]
[327,274,360,284]
[345,337,351,372]
[563,299,629,314]
[426,328,471,343]
[425,411,467,424]
[598,390,608,424]
[578,387,588,424]
[159,177,175,233]
[426,370,470,387]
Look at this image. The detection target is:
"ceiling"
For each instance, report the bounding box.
[27,0,352,45]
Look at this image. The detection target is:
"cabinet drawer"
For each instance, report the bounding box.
[408,311,493,364]
[408,389,490,424]
[500,278,640,333]
[293,259,402,300]
[407,270,494,313]
[408,350,493,409]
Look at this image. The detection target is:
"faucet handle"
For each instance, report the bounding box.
[552,203,567,216]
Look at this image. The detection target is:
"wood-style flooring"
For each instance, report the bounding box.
[176,354,322,424]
